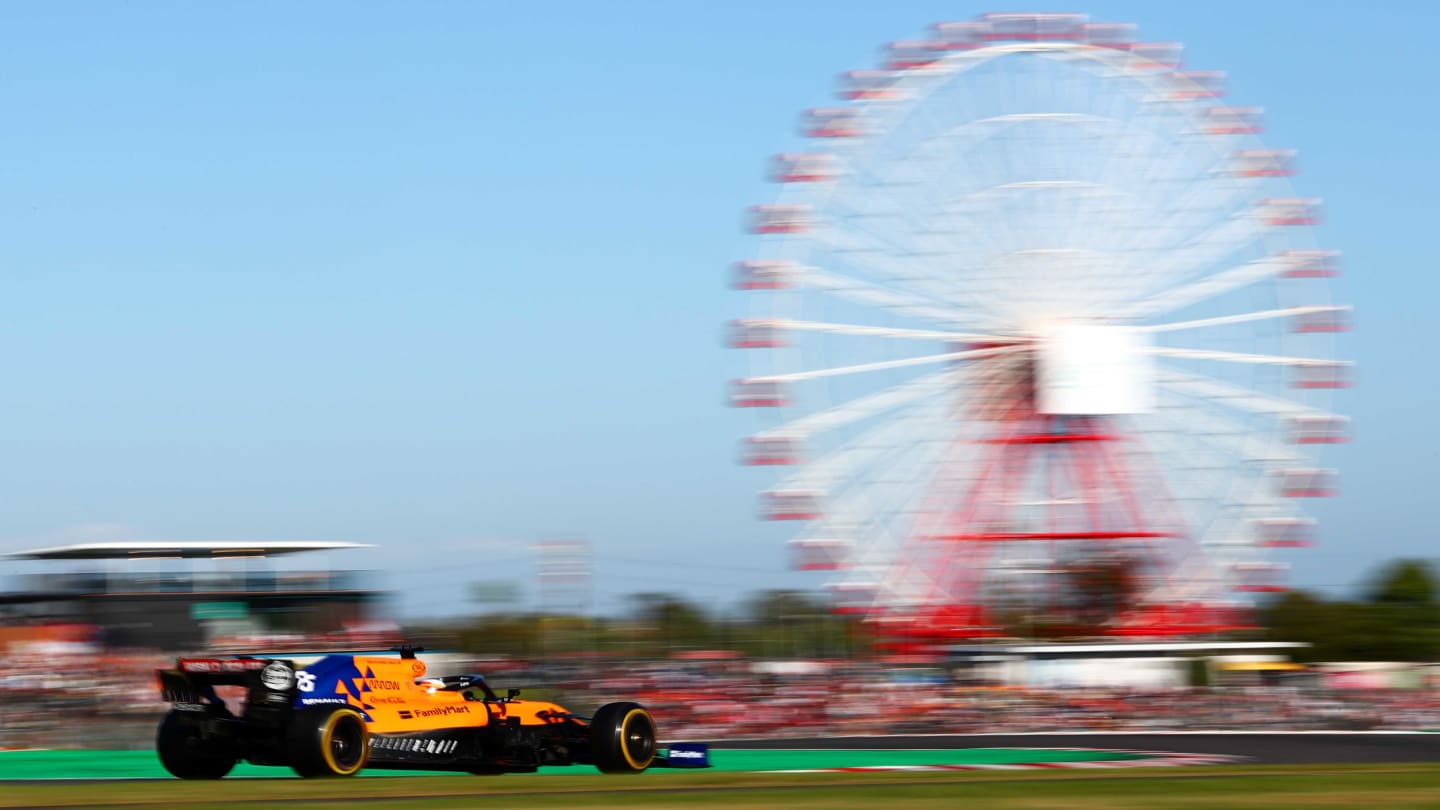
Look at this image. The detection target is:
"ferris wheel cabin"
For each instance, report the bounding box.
[749,204,812,234]
[731,260,798,290]
[789,538,850,571]
[1276,468,1339,499]
[1292,363,1350,389]
[1199,106,1263,135]
[1258,198,1322,226]
[770,153,837,183]
[728,319,786,349]
[826,582,880,615]
[729,379,788,408]
[1231,150,1297,178]
[1288,415,1349,445]
[1280,250,1340,278]
[1231,562,1290,594]
[839,70,902,101]
[1126,42,1184,71]
[1290,307,1349,334]
[1078,22,1138,49]
[1164,71,1226,100]
[885,40,946,71]
[761,490,823,521]
[1253,518,1317,548]
[740,436,802,466]
[976,12,1087,41]
[802,108,863,139]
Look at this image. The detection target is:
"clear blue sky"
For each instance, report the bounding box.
[0,2,1431,618]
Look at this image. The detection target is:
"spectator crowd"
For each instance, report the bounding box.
[557,662,1440,741]
[4,646,1440,750]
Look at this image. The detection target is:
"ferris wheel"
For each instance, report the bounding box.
[729,13,1350,640]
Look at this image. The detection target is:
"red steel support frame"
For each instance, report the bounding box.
[870,407,1245,646]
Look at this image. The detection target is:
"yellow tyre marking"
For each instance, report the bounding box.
[618,708,655,771]
[320,710,368,776]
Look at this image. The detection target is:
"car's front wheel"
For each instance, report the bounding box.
[287,708,369,778]
[156,710,236,780]
[589,702,656,774]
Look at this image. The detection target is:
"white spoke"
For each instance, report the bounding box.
[801,220,990,319]
[1121,255,1290,320]
[795,266,973,326]
[1156,366,1334,418]
[1133,216,1267,296]
[1147,347,1350,368]
[754,370,956,440]
[763,318,1018,343]
[776,388,953,493]
[749,345,1023,384]
[1147,305,1348,334]
[1154,388,1305,464]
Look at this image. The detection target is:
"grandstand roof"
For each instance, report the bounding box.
[3,541,372,561]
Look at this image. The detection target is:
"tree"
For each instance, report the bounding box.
[626,593,714,653]
[1260,589,1344,661]
[452,613,542,658]
[1367,560,1439,606]
[743,590,825,626]
[1261,561,1440,662]
[1362,560,1440,661]
[739,590,850,658]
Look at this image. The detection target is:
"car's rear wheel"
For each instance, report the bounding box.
[287,708,369,778]
[589,702,656,774]
[156,710,236,780]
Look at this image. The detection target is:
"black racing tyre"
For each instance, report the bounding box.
[156,710,236,780]
[589,702,656,774]
[287,708,369,778]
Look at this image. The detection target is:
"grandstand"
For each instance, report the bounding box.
[0,541,389,650]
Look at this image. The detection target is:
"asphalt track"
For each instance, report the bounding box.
[0,747,1172,782]
[1,731,1435,783]
[722,732,1440,764]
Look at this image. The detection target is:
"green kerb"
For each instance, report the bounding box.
[0,747,1147,780]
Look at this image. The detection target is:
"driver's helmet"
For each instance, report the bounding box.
[418,677,446,694]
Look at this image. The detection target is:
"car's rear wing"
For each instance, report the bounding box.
[157,657,300,710]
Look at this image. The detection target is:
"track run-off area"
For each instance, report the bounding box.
[5,730,1438,782]
[0,746,1232,782]
[2,764,1439,810]
[2,733,1440,809]
[724,731,1440,765]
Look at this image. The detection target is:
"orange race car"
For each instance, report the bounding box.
[154,646,693,779]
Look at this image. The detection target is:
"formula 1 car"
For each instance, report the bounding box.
[154,647,660,778]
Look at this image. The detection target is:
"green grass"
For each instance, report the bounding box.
[0,748,1150,780]
[3,764,1439,810]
